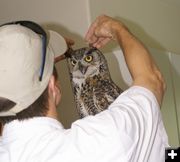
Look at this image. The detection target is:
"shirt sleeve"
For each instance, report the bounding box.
[69,86,164,161]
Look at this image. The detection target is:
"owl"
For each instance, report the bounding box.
[65,47,123,118]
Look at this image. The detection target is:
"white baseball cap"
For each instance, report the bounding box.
[0,21,68,116]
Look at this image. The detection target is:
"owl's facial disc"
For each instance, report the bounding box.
[69,47,101,78]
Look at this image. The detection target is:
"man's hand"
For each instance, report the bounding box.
[85,15,123,48]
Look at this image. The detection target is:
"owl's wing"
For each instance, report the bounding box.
[93,82,123,111]
[105,82,123,102]
[92,87,110,112]
[73,84,103,117]
[75,97,90,118]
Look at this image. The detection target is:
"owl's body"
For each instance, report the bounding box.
[66,47,123,118]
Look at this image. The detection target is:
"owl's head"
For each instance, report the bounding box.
[66,47,109,80]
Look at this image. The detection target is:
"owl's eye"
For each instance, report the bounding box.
[84,56,93,62]
[71,60,77,66]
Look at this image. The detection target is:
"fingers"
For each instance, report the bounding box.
[85,15,115,48]
[92,37,111,48]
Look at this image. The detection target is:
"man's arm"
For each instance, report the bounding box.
[85,15,166,105]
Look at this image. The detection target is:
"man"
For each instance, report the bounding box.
[0,15,168,162]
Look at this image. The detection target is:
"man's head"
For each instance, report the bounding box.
[0,21,67,124]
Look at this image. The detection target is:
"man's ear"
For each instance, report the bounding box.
[48,75,61,106]
[48,75,56,101]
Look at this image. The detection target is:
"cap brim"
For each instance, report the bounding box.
[48,30,68,61]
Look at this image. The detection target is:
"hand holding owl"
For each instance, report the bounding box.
[85,15,125,48]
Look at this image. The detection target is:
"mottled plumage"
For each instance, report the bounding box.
[65,47,123,118]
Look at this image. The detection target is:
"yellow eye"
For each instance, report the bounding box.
[84,56,93,62]
[71,60,77,66]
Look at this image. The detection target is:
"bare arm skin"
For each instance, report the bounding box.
[85,15,166,105]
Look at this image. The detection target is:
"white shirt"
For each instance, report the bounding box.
[0,86,169,162]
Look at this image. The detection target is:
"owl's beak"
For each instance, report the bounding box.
[78,62,88,75]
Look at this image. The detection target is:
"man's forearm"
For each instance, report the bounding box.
[114,23,166,105]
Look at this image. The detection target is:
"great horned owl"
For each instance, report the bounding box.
[65,47,123,118]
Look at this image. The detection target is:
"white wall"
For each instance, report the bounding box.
[170,53,180,144]
[150,50,180,147]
